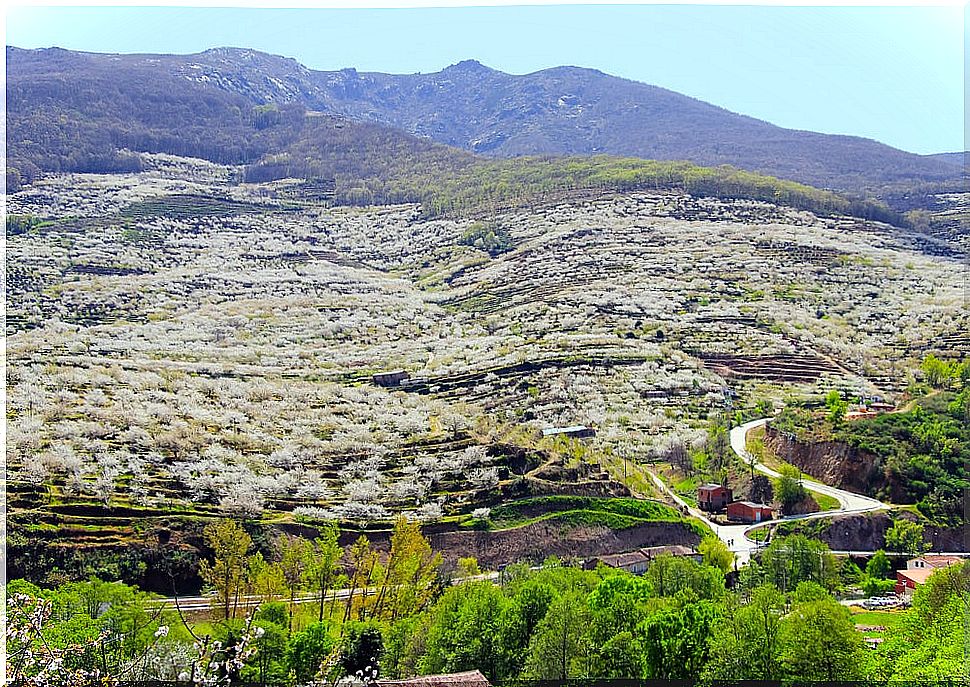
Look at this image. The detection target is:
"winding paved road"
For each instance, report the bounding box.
[650,417,888,567]
[730,418,885,515]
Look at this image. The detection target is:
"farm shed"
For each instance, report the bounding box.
[895,567,935,597]
[726,501,774,523]
[372,370,410,387]
[542,425,596,440]
[697,483,732,512]
[587,550,650,574]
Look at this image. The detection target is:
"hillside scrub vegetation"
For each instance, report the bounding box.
[9,45,964,203]
[6,47,907,227]
[418,156,907,225]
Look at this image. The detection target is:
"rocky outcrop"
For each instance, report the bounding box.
[779,511,969,553]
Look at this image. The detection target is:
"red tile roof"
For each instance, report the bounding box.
[378,671,491,687]
[641,545,698,558]
[897,568,935,585]
[596,551,649,568]
[921,555,963,567]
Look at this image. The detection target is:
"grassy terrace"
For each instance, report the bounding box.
[477,495,707,536]
[811,491,841,512]
[596,450,660,500]
[673,475,700,507]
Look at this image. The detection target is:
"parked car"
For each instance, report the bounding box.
[861,595,900,609]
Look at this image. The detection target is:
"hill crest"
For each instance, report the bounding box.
[6,45,962,202]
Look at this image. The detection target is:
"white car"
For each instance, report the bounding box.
[862,595,900,609]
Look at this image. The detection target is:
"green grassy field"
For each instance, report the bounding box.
[482,495,707,536]
[747,526,770,541]
[850,608,906,636]
[813,491,841,511]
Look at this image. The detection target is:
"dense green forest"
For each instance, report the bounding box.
[772,356,969,524]
[7,517,966,685]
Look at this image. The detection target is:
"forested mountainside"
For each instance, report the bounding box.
[6,47,908,226]
[923,151,965,167]
[5,46,476,198]
[301,58,961,196]
[7,46,962,205]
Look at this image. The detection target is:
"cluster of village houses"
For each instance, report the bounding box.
[588,544,962,600]
[696,483,774,523]
[893,553,964,596]
[375,371,961,602]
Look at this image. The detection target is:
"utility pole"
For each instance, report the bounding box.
[965,591,969,685]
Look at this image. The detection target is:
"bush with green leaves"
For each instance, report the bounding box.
[459,221,514,256]
[884,519,929,557]
[878,560,970,680]
[286,621,338,685]
[774,464,809,515]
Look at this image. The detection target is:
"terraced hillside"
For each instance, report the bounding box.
[6,154,967,588]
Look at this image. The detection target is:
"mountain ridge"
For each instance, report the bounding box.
[6,45,962,203]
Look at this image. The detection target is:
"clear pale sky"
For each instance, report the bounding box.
[6,3,965,155]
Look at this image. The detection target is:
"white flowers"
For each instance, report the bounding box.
[154,625,170,638]
[6,161,967,539]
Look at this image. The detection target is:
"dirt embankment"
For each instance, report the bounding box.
[781,511,968,553]
[337,519,701,570]
[426,520,702,569]
[763,425,888,497]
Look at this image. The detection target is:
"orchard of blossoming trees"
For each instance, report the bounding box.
[5,153,968,588]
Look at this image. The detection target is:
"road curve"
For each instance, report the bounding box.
[649,417,888,567]
[729,418,886,515]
